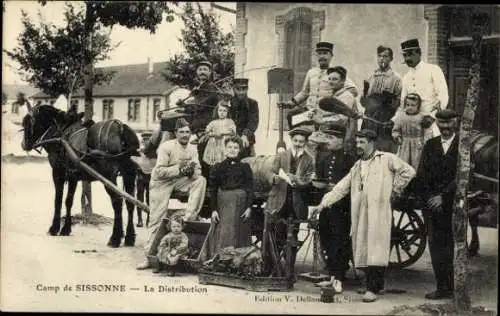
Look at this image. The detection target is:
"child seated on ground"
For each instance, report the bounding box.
[154,216,189,276]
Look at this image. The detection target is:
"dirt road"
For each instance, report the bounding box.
[1,161,497,314]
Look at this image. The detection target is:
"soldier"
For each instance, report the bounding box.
[400,38,449,141]
[281,42,359,129]
[310,120,355,292]
[228,78,259,158]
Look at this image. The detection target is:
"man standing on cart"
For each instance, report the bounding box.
[312,129,415,302]
[281,42,359,129]
[228,78,259,158]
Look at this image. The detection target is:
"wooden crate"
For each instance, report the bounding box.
[149,218,214,271]
[198,270,294,292]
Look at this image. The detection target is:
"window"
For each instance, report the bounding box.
[152,98,161,122]
[128,98,141,122]
[102,99,114,120]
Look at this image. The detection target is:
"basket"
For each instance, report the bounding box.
[198,270,293,292]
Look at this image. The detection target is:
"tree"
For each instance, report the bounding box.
[5,1,177,218]
[452,10,489,313]
[163,2,234,89]
[4,3,115,100]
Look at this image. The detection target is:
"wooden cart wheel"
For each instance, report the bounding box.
[389,208,427,269]
[313,225,329,272]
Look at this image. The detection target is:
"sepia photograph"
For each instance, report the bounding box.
[1,2,498,314]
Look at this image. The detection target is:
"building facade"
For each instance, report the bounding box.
[234,3,499,155]
[32,60,175,132]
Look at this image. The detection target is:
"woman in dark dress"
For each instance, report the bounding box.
[207,136,254,258]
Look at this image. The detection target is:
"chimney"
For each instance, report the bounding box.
[148,57,154,75]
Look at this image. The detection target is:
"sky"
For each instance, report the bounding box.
[2,1,236,85]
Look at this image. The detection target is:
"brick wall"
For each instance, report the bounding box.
[424,5,450,78]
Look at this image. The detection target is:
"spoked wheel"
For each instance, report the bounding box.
[389,208,427,268]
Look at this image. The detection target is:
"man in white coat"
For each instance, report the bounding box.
[311,129,415,302]
[399,38,449,141]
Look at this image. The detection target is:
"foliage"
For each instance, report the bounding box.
[87,1,176,34]
[163,2,234,89]
[4,3,115,98]
[2,91,7,105]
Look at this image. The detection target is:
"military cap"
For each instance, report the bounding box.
[233,78,249,87]
[316,42,334,53]
[355,129,378,141]
[309,120,346,144]
[401,38,420,51]
[175,117,191,130]
[435,109,458,121]
[197,60,213,69]
[289,125,313,138]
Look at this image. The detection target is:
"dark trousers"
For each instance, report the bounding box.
[318,204,352,281]
[275,198,300,275]
[423,208,454,291]
[362,266,386,293]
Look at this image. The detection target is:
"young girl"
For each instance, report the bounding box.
[155,216,189,276]
[391,93,434,170]
[207,136,254,259]
[203,100,237,166]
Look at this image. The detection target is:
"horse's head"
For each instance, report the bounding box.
[21,104,65,151]
[362,92,397,117]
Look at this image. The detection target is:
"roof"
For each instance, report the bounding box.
[32,61,175,99]
[2,84,41,99]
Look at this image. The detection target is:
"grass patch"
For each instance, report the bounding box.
[1,154,48,164]
[62,213,113,226]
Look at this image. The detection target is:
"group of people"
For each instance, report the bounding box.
[284,37,456,303]
[135,59,260,274]
[133,37,461,305]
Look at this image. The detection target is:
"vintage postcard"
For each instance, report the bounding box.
[1,2,498,314]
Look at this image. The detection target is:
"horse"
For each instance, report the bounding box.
[468,131,499,256]
[360,92,399,153]
[21,102,141,248]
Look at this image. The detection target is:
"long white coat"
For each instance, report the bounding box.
[320,151,416,267]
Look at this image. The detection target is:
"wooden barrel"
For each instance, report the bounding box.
[242,155,279,194]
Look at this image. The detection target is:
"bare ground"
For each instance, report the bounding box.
[1,161,497,314]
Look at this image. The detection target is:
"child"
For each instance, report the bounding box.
[202,100,237,166]
[155,216,189,276]
[391,93,434,170]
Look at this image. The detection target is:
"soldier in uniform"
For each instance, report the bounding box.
[228,78,259,158]
[310,120,355,291]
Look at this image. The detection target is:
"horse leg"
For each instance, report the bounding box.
[60,178,78,236]
[104,176,123,248]
[468,212,480,257]
[136,172,145,227]
[49,169,64,236]
[145,175,150,227]
[122,169,137,247]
